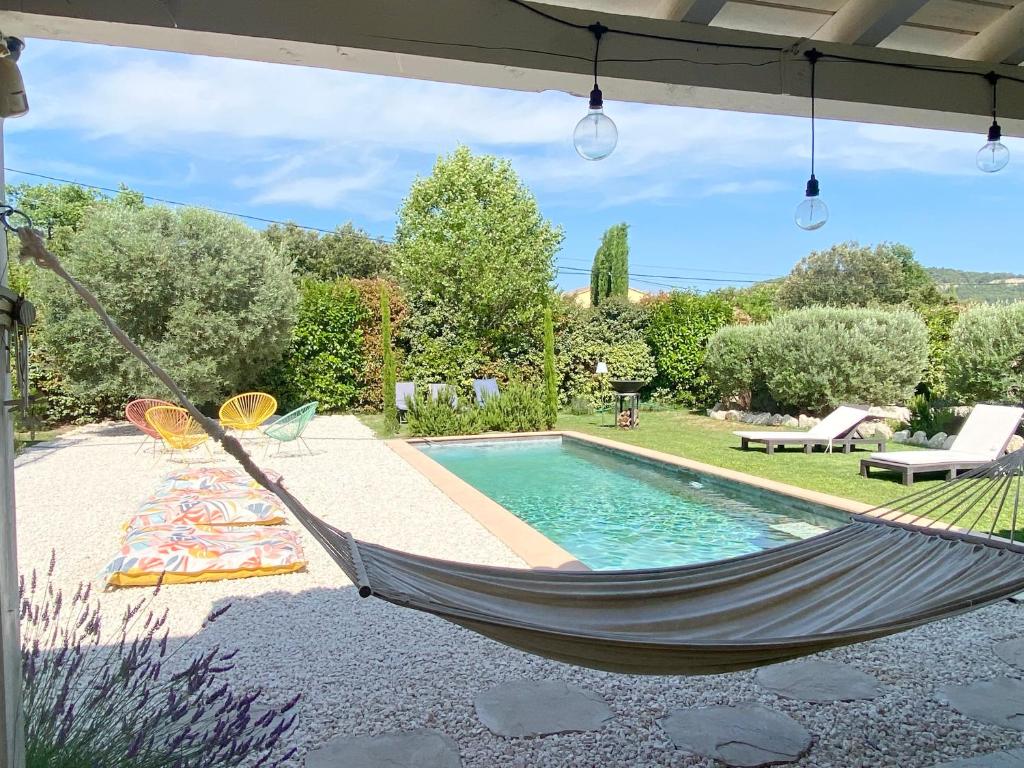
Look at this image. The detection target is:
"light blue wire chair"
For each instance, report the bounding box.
[263,401,318,456]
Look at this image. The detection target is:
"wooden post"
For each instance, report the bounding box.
[0,124,26,768]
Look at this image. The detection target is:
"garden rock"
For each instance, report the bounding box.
[305,729,462,768]
[1007,435,1024,453]
[937,678,1024,730]
[943,435,958,450]
[769,413,785,426]
[781,416,799,428]
[755,660,883,702]
[660,704,811,767]
[710,410,727,420]
[798,415,820,429]
[927,432,949,449]
[992,638,1024,669]
[893,430,909,443]
[932,749,1024,767]
[869,405,911,424]
[909,430,928,446]
[474,680,613,737]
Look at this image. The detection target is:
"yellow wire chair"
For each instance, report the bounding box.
[144,405,212,458]
[219,392,278,433]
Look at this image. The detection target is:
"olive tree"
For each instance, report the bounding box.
[35,200,297,411]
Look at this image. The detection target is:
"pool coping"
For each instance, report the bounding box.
[387,429,920,571]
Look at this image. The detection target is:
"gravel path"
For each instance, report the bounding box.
[13,415,1024,767]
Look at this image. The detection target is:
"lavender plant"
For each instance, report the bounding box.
[21,554,299,768]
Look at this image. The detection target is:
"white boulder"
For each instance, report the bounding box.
[781,416,800,428]
[868,406,911,424]
[927,432,948,449]
[892,430,909,444]
[798,415,821,429]
[909,431,928,446]
[943,435,957,450]
[769,413,785,426]
[1007,435,1024,453]
[709,410,727,421]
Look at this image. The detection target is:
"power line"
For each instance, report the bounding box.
[3,167,396,245]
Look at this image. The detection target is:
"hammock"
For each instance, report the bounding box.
[12,225,1024,676]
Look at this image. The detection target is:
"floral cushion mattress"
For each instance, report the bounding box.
[104,525,305,586]
[125,485,287,532]
[157,466,283,494]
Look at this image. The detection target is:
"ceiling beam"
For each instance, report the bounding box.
[0,0,1020,136]
[955,3,1024,65]
[652,0,726,24]
[813,0,929,46]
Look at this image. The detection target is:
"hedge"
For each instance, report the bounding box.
[646,292,734,405]
[945,302,1024,404]
[758,306,928,413]
[704,325,769,410]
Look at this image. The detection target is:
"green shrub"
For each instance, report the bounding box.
[481,381,549,432]
[543,307,558,429]
[406,388,484,437]
[704,325,769,409]
[945,302,1024,404]
[919,302,962,399]
[907,393,960,435]
[759,306,928,413]
[646,291,733,405]
[381,286,398,434]
[269,279,365,412]
[34,202,297,413]
[352,278,407,410]
[568,396,594,415]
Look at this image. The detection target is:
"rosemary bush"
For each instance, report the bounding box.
[21,555,299,768]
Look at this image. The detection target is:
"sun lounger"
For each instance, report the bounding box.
[860,403,1024,485]
[396,381,415,421]
[429,383,458,408]
[735,405,877,455]
[472,378,499,406]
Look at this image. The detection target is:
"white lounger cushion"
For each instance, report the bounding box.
[865,450,991,466]
[735,406,868,442]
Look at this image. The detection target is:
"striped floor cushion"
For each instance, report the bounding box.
[125,486,287,533]
[157,466,283,494]
[104,525,305,587]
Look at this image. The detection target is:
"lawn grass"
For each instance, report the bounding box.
[15,427,66,454]
[556,410,938,509]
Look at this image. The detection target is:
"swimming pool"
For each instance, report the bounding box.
[417,436,847,570]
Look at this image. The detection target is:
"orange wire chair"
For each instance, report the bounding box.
[219,392,277,432]
[145,405,211,456]
[125,398,174,453]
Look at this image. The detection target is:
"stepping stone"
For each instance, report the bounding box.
[659,703,811,767]
[305,729,460,768]
[937,678,1024,730]
[474,680,613,737]
[992,638,1024,669]
[932,749,1024,767]
[755,660,883,703]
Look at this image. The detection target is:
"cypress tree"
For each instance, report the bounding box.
[590,223,629,306]
[543,307,558,429]
[381,286,398,434]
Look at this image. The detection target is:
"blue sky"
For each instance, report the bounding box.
[6,39,1023,292]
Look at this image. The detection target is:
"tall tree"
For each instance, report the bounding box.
[777,241,947,310]
[264,221,392,281]
[394,146,563,381]
[543,307,557,429]
[590,223,629,306]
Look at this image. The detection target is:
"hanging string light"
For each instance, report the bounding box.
[977,72,1009,173]
[573,23,617,161]
[795,49,828,231]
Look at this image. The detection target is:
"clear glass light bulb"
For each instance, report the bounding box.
[795,196,828,231]
[574,107,617,161]
[977,140,1009,173]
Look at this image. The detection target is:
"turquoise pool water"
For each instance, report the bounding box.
[419,437,845,570]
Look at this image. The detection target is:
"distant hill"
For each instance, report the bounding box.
[926,267,1024,303]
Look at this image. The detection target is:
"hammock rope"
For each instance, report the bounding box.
[12,222,1024,676]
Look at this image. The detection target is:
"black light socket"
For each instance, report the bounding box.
[804,175,820,198]
[589,87,604,110]
[988,121,1002,143]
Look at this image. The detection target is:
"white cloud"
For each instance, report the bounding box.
[11,39,1023,215]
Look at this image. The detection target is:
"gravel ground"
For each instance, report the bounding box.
[13,414,1024,767]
